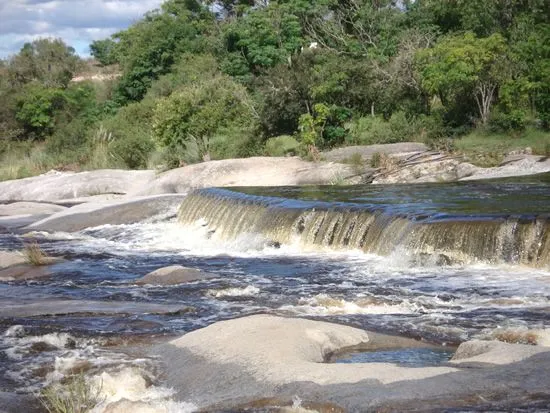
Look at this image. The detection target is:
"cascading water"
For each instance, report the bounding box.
[177,188,550,268]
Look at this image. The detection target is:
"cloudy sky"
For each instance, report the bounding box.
[0,0,165,58]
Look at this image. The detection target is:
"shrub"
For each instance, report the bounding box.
[348,116,392,145]
[109,133,154,169]
[489,109,526,132]
[264,135,300,156]
[152,75,259,160]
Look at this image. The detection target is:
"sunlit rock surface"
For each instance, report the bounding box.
[155,315,550,411]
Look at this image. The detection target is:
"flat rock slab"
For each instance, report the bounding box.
[154,314,550,412]
[0,169,155,202]
[27,194,187,232]
[1,299,189,318]
[0,251,26,269]
[0,201,66,216]
[323,143,428,163]
[461,156,550,181]
[136,265,216,285]
[139,157,360,196]
[0,264,52,281]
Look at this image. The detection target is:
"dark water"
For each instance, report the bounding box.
[0,176,549,408]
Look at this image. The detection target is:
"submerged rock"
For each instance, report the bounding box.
[0,264,52,282]
[0,250,62,281]
[154,314,550,412]
[136,265,216,286]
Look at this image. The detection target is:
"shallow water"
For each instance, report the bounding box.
[1,177,550,410]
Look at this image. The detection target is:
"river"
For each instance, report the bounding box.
[1,174,549,411]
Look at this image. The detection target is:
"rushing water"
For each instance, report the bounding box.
[1,175,550,410]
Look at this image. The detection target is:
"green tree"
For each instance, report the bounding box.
[90,39,118,66]
[418,32,511,125]
[152,75,259,161]
[15,83,67,138]
[112,0,216,103]
[223,2,303,74]
[8,38,80,88]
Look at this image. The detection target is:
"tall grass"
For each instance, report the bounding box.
[455,127,550,166]
[39,373,104,413]
[23,241,48,266]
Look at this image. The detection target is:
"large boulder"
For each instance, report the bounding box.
[154,314,550,412]
[135,265,216,285]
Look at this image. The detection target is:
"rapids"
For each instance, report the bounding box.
[1,174,549,411]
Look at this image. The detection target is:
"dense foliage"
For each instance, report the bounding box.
[0,0,548,176]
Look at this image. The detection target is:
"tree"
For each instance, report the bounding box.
[152,75,259,160]
[15,83,67,138]
[8,38,80,88]
[418,32,510,125]
[90,39,118,66]
[223,2,303,74]
[111,0,216,103]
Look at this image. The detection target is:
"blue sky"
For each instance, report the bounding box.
[0,0,164,58]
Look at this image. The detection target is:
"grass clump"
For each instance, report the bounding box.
[39,374,104,413]
[23,241,48,266]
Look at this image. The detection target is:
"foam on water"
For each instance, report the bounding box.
[281,293,422,315]
[209,285,261,298]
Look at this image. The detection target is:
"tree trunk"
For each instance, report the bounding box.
[475,82,497,125]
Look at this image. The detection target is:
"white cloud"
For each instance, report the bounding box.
[0,0,164,58]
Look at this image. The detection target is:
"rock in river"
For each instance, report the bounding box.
[135,265,216,285]
[154,314,550,412]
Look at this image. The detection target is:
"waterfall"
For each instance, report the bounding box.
[177,188,550,268]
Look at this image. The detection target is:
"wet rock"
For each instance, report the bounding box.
[29,341,57,353]
[1,299,186,317]
[135,265,216,286]
[0,264,52,281]
[103,400,160,413]
[0,251,26,269]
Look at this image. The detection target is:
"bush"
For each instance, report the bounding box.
[46,119,89,155]
[109,133,154,169]
[152,76,259,157]
[348,116,392,144]
[264,135,300,156]
[489,109,527,132]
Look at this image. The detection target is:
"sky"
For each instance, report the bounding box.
[0,0,165,58]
